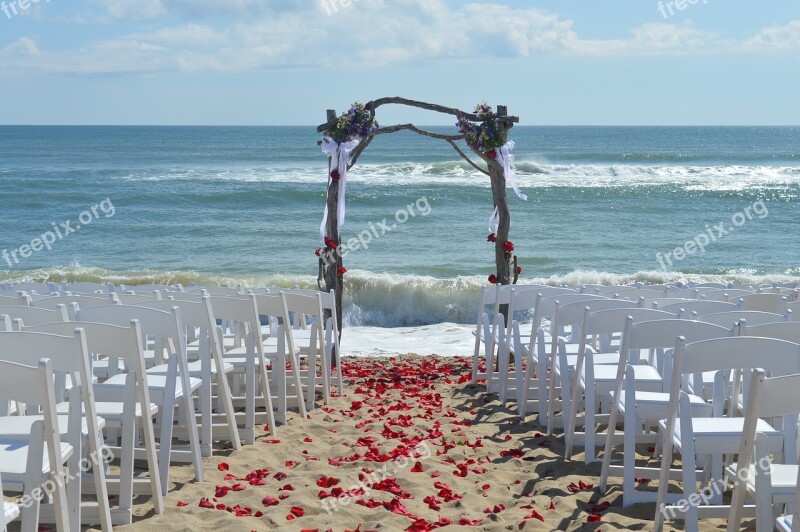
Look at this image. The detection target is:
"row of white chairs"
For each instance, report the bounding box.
[471,282,800,531]
[0,284,343,531]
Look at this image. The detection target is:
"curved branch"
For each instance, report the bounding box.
[343,123,488,176]
[368,97,519,124]
[348,135,375,169]
[317,97,519,132]
[447,139,489,176]
[370,123,462,141]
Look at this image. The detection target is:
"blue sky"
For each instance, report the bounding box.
[1,0,798,125]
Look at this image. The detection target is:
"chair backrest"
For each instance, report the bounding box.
[701,288,756,302]
[206,295,258,326]
[0,293,31,306]
[31,295,115,320]
[75,305,184,366]
[623,318,733,352]
[22,320,145,368]
[124,284,179,293]
[188,285,244,296]
[554,298,642,337]
[644,298,694,309]
[536,293,608,321]
[666,287,698,299]
[675,336,800,378]
[116,292,163,304]
[0,305,68,327]
[739,321,800,343]
[61,281,114,294]
[697,310,787,328]
[738,292,790,313]
[659,300,739,318]
[582,307,675,336]
[282,292,324,320]
[7,282,51,294]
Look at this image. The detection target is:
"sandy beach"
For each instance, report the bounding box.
[107,354,730,532]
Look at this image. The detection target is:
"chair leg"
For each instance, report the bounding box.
[584,384,597,464]
[157,398,176,495]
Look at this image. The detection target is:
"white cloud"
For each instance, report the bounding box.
[2,2,798,74]
[740,20,800,52]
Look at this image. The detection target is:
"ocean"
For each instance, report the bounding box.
[1,125,799,328]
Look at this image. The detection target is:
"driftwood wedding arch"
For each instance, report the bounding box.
[316,97,525,335]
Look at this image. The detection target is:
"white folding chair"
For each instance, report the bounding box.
[22,320,164,521]
[541,297,639,432]
[207,295,280,443]
[0,330,113,531]
[728,370,800,532]
[76,305,204,495]
[280,292,329,410]
[599,318,733,506]
[137,297,240,453]
[655,336,800,532]
[0,359,70,532]
[564,307,675,462]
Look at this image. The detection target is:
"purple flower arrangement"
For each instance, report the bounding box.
[456,102,505,155]
[326,102,379,143]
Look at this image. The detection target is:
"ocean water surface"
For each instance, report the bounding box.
[1,125,798,327]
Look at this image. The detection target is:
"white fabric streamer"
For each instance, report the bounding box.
[496,140,527,202]
[489,207,499,234]
[320,137,360,244]
[487,140,526,234]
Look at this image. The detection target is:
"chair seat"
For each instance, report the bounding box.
[585,364,662,386]
[726,463,798,498]
[4,500,19,524]
[661,417,782,455]
[146,360,233,376]
[776,515,792,532]
[561,352,620,371]
[0,437,73,477]
[263,329,312,344]
[100,374,202,399]
[55,402,158,424]
[617,390,711,419]
[0,414,105,438]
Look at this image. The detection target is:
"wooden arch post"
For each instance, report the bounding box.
[321,109,345,348]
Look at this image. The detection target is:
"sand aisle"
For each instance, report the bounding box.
[115,355,723,531]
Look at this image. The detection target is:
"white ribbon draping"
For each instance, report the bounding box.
[488,140,526,234]
[496,140,527,202]
[489,207,499,234]
[320,137,360,245]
